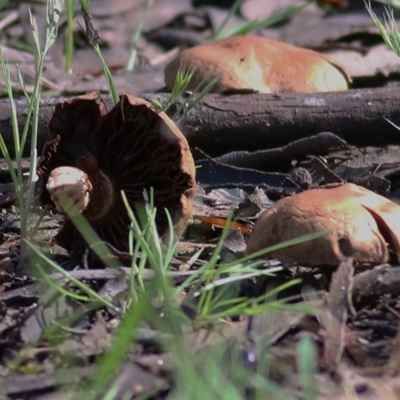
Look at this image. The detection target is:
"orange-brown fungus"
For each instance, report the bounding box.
[245,183,400,266]
[164,35,350,94]
[37,92,196,259]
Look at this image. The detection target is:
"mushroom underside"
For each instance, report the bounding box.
[37,93,196,260]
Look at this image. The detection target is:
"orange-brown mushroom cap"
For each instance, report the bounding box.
[245,183,400,266]
[164,35,350,94]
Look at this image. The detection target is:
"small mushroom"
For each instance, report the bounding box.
[164,35,350,94]
[37,92,196,258]
[245,183,400,266]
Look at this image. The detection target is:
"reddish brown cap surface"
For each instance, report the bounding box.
[245,183,400,266]
[165,35,350,94]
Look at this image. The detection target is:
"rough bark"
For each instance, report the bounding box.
[0,86,399,158]
[166,86,400,156]
[352,265,400,306]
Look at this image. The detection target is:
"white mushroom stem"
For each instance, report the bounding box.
[46,166,93,215]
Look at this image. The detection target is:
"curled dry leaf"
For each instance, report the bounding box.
[37,92,196,258]
[245,183,400,266]
[164,35,350,94]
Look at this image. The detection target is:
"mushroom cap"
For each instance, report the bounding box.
[245,183,400,266]
[164,35,350,94]
[37,92,196,258]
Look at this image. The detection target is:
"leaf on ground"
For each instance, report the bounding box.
[323,258,355,369]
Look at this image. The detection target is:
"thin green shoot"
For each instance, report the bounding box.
[0,1,9,10]
[124,191,179,281]
[44,306,97,341]
[196,210,237,317]
[195,280,302,323]
[173,248,206,293]
[374,0,400,8]
[81,194,323,397]
[195,280,318,326]
[171,345,244,400]
[152,65,222,122]
[36,262,91,303]
[126,0,153,72]
[88,195,185,396]
[24,0,64,240]
[297,334,319,400]
[121,190,147,295]
[0,137,22,204]
[65,0,74,72]
[197,223,330,318]
[210,0,245,41]
[222,3,309,39]
[7,40,35,54]
[123,191,190,334]
[93,45,119,104]
[151,96,163,110]
[0,0,63,252]
[211,0,310,41]
[24,240,118,310]
[188,227,329,324]
[87,292,144,396]
[152,65,195,113]
[79,0,119,104]
[0,47,21,170]
[16,65,31,103]
[0,47,24,209]
[173,70,222,123]
[15,66,36,163]
[54,196,120,269]
[367,0,400,263]
[168,65,196,111]
[223,229,330,268]
[366,1,400,57]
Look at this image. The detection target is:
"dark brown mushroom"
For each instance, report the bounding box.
[37,92,196,260]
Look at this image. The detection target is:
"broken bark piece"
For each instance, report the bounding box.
[164,35,350,94]
[245,183,400,266]
[37,92,196,259]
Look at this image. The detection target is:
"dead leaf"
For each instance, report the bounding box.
[195,215,253,234]
[328,44,400,79]
[323,258,354,369]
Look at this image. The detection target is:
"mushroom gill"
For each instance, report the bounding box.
[37,92,196,259]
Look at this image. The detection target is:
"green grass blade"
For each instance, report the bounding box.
[126,0,153,71]
[93,44,119,104]
[25,239,118,310]
[297,334,319,400]
[211,0,245,41]
[214,3,309,39]
[65,0,74,72]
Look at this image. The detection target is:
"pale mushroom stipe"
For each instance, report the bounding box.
[46,166,93,215]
